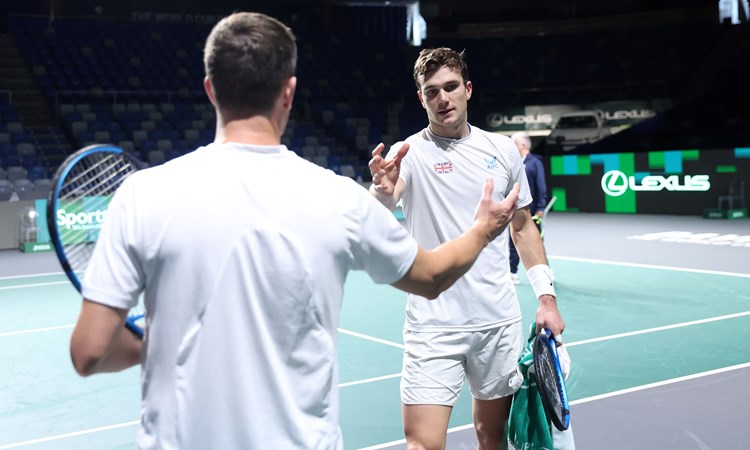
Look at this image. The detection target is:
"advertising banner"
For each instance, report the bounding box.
[477,99,671,134]
[547,148,749,215]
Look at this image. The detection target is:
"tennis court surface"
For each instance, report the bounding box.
[1,212,748,449]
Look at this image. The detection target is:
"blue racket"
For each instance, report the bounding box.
[533,328,570,431]
[46,144,146,338]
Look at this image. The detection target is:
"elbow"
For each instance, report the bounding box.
[71,352,100,377]
[70,335,105,377]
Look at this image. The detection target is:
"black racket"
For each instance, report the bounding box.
[533,328,570,431]
[47,144,146,338]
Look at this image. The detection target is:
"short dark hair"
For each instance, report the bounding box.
[203,12,297,120]
[413,47,469,90]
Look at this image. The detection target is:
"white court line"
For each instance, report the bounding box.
[337,328,405,349]
[0,324,74,338]
[548,255,750,278]
[0,272,63,281]
[0,420,140,450]
[0,281,69,291]
[357,362,750,450]
[3,318,749,449]
[566,310,750,347]
[339,373,401,388]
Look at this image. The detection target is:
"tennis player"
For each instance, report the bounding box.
[369,47,566,450]
[68,13,520,450]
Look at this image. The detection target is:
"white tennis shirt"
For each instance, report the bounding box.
[82,143,418,450]
[397,125,532,331]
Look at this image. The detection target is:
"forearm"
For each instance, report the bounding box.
[392,222,491,299]
[71,301,143,376]
[513,222,548,267]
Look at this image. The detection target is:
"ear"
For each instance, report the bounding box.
[417,90,426,109]
[204,77,217,106]
[283,76,297,110]
[465,80,473,101]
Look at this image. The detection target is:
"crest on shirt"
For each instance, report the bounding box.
[434,161,453,174]
[485,156,499,170]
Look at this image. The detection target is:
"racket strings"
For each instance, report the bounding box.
[537,345,563,414]
[57,153,138,276]
[60,154,135,200]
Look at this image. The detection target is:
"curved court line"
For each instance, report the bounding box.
[548,255,750,278]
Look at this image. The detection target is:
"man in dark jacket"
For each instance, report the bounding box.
[509,132,547,284]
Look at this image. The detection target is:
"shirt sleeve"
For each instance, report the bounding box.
[350,187,419,285]
[81,177,145,310]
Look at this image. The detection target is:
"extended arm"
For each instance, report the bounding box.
[392,179,519,299]
[70,300,143,376]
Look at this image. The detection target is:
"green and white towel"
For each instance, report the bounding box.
[507,322,576,450]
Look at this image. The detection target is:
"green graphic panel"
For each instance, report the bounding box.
[716,165,737,173]
[605,153,636,213]
[577,156,592,175]
[682,149,699,161]
[648,152,665,170]
[551,156,564,176]
[551,187,567,211]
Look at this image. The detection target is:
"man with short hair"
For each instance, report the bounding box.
[69,14,520,450]
[369,47,565,450]
[509,131,548,285]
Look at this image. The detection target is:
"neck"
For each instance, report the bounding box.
[213,114,284,146]
[429,122,470,140]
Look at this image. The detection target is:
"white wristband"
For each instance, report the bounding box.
[526,264,556,299]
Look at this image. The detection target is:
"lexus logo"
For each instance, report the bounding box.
[601,170,711,197]
[601,170,629,196]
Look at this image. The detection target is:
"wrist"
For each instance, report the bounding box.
[526,264,556,300]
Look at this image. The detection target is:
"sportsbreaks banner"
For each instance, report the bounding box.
[32,196,112,245]
[547,148,750,214]
[477,99,671,132]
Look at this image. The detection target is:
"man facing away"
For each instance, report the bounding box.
[369,47,565,450]
[68,13,520,450]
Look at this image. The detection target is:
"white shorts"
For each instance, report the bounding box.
[400,321,524,406]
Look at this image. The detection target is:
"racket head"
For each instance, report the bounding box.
[47,144,145,337]
[532,328,571,431]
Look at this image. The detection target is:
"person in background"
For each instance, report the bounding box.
[68,13,521,450]
[508,131,548,285]
[369,47,565,450]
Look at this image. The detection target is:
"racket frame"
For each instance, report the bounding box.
[532,328,571,431]
[47,144,145,337]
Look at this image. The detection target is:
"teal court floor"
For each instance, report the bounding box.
[1,212,749,449]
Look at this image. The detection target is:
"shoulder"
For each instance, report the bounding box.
[473,127,517,152]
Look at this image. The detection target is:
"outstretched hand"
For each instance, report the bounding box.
[369,142,409,196]
[474,179,520,242]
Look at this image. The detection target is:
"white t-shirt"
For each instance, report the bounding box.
[397,125,532,332]
[82,143,418,450]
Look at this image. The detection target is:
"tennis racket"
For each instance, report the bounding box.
[531,195,556,239]
[47,144,146,338]
[532,328,570,431]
